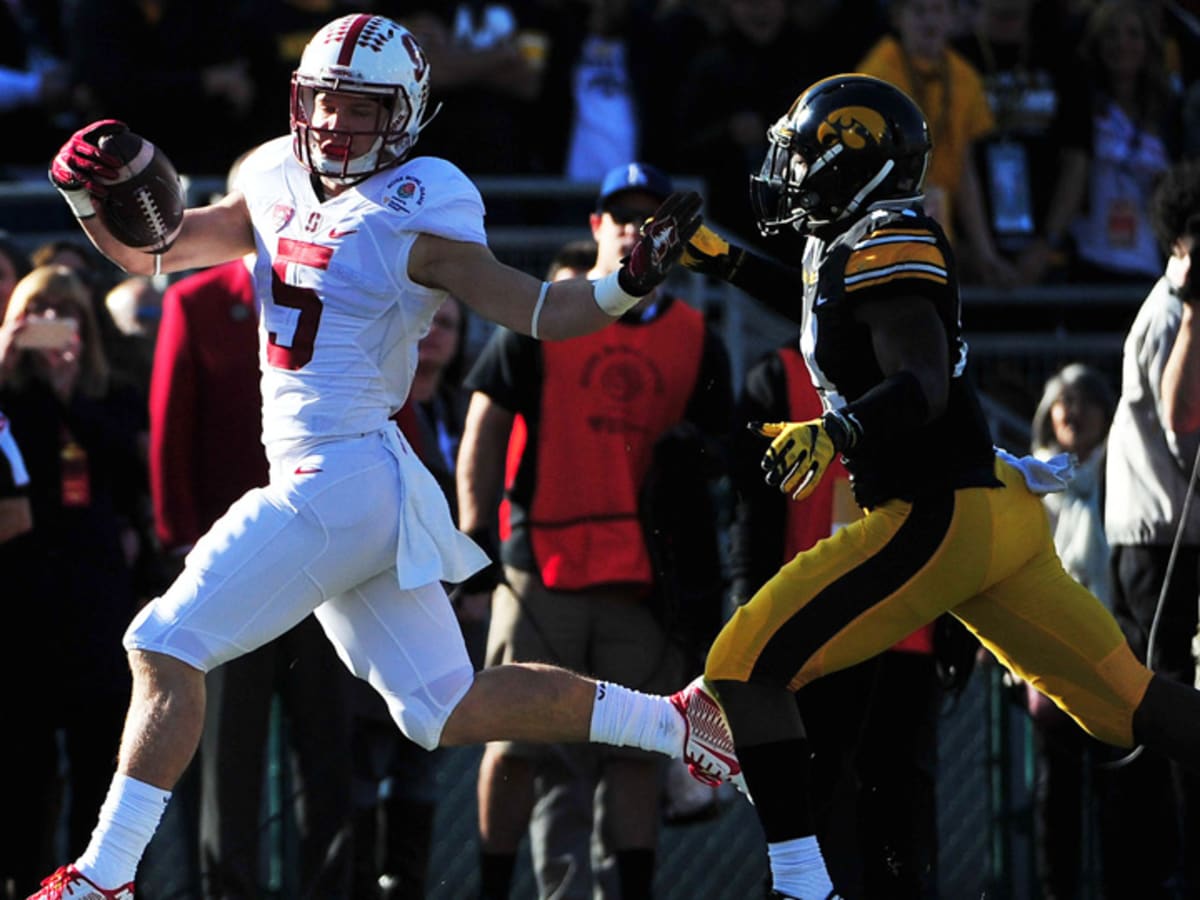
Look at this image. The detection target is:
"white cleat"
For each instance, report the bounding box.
[668,676,749,797]
[27,866,134,900]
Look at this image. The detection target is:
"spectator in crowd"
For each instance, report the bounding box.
[674,0,841,247]
[148,172,355,899]
[376,0,549,177]
[953,0,1074,267]
[1144,0,1200,99]
[0,265,145,898]
[0,0,78,179]
[857,0,1018,287]
[105,276,161,341]
[31,15,728,899]
[103,277,161,399]
[1027,361,1116,900]
[30,238,101,280]
[458,163,732,900]
[239,0,369,158]
[1032,362,1117,606]
[27,245,128,358]
[351,293,473,899]
[0,405,31,544]
[0,403,33,897]
[677,72,1200,899]
[63,0,260,177]
[0,233,32,320]
[103,275,164,616]
[28,239,122,349]
[531,0,687,180]
[1017,0,1180,288]
[1099,156,1200,900]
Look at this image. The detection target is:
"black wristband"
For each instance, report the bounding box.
[821,410,855,453]
[825,371,930,455]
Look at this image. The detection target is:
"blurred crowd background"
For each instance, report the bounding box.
[4,0,1200,898]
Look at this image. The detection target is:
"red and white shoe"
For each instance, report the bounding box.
[27,866,134,900]
[668,676,749,797]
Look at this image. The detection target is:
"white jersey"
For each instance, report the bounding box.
[235,137,487,450]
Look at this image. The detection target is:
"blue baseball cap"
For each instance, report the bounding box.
[596,162,673,210]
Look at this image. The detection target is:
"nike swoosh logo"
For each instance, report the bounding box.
[328,227,357,238]
[294,465,323,475]
[697,746,741,774]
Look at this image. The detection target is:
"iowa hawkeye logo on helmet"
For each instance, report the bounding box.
[751,74,931,238]
[816,107,889,152]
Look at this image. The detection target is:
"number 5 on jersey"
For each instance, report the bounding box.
[265,238,330,370]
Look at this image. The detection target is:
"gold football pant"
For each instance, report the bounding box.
[708,456,1152,747]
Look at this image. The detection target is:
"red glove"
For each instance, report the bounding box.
[48,119,129,217]
[617,191,703,297]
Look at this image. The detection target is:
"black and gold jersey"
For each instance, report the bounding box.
[800,206,999,507]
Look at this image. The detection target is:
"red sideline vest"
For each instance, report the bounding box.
[779,347,933,655]
[510,300,706,591]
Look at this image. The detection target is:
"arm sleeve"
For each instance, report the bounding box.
[726,251,807,324]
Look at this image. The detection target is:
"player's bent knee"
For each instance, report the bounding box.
[392,664,475,751]
[124,603,216,674]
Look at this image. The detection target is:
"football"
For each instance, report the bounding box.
[94,130,185,254]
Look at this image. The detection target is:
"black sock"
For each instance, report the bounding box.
[1133,672,1200,769]
[479,851,517,900]
[616,847,656,900]
[739,738,816,842]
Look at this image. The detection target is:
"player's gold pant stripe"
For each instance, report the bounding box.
[707,458,1153,746]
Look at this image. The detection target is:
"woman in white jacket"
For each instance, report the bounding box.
[1027,361,1116,900]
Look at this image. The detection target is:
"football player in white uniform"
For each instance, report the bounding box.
[34,14,742,900]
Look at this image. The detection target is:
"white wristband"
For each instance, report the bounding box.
[592,271,641,317]
[56,186,95,219]
[530,280,550,339]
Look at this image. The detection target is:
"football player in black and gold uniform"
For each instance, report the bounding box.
[682,74,1200,900]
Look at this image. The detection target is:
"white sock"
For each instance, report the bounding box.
[768,836,835,899]
[588,681,685,756]
[75,773,171,888]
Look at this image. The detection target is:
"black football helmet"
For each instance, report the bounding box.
[751,74,932,238]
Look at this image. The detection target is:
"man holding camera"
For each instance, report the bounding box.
[1100,158,1200,899]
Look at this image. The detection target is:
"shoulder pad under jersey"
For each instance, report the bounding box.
[368,156,487,245]
[841,209,948,296]
[231,136,292,192]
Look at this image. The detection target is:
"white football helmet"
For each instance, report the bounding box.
[290,14,432,181]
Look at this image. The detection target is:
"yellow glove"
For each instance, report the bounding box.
[680,223,746,280]
[753,419,837,502]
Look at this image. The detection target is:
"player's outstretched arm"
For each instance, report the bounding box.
[681,223,806,324]
[70,193,255,277]
[412,191,702,340]
[50,119,255,276]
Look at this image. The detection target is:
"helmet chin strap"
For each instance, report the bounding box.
[310,135,385,184]
[416,101,442,138]
[842,159,895,221]
[312,100,441,185]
